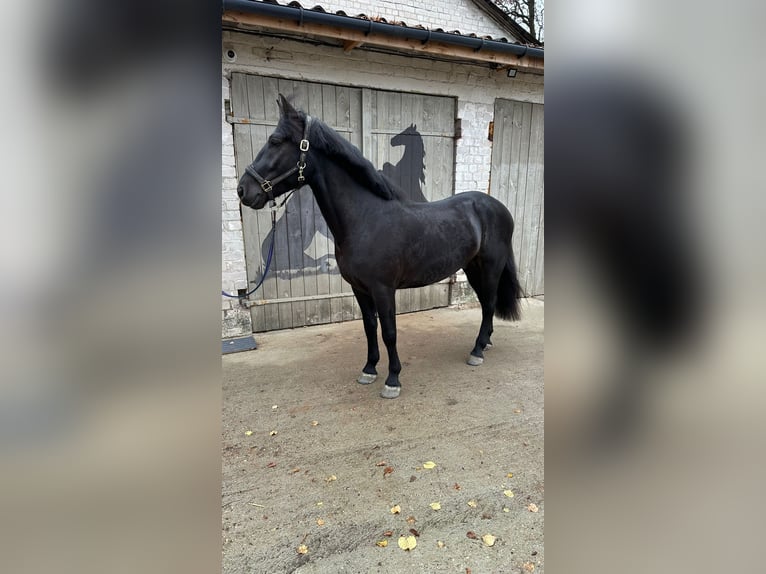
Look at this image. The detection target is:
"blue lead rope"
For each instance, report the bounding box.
[221,190,296,299]
[221,226,275,299]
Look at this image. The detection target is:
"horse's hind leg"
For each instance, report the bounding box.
[464,261,501,366]
[353,288,380,385]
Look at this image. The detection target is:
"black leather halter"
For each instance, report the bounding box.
[245,116,312,206]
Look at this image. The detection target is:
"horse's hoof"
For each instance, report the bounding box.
[380,385,401,399]
[467,354,484,366]
[357,372,377,385]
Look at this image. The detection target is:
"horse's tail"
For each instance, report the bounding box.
[495,251,523,321]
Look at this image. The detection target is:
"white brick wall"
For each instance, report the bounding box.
[317,0,519,41]
[221,76,253,337]
[221,21,543,335]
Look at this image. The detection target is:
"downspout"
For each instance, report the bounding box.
[222,0,544,60]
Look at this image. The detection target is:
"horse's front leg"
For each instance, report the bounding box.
[371,288,402,399]
[353,288,380,385]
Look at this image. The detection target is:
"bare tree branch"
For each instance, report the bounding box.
[493,0,544,44]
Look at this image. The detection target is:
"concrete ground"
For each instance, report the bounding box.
[222,299,543,573]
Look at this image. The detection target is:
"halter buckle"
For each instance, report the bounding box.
[261,180,273,194]
[299,139,310,152]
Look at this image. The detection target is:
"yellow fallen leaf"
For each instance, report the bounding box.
[437,540,445,548]
[316,518,325,526]
[390,504,401,514]
[398,535,417,551]
[429,502,441,510]
[326,475,337,482]
[310,420,319,426]
[269,430,278,436]
[507,472,514,478]
[503,507,510,513]
[467,500,478,508]
[376,540,388,548]
[297,544,308,554]
[504,490,514,498]
[244,430,253,436]
[523,562,535,572]
[271,405,278,410]
[482,534,496,547]
[528,503,539,513]
[422,461,436,469]
[316,501,323,506]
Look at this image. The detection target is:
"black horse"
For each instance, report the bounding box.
[238,95,522,398]
[254,124,429,281]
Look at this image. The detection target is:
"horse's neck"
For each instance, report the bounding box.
[400,141,425,184]
[308,163,369,247]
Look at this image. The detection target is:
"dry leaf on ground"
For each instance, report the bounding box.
[422,461,436,469]
[528,503,539,513]
[507,472,514,478]
[297,544,308,554]
[504,490,514,498]
[376,540,388,548]
[310,420,319,426]
[398,535,417,551]
[383,530,393,537]
[523,562,535,572]
[437,540,445,548]
[482,534,496,547]
[326,475,337,482]
[375,460,387,466]
[406,516,416,524]
[467,500,478,508]
[466,531,478,540]
[244,430,253,436]
[429,502,441,510]
[316,518,325,526]
[390,505,401,514]
[383,466,394,477]
[409,528,420,537]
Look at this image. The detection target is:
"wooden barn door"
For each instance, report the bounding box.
[489,99,544,296]
[229,74,456,332]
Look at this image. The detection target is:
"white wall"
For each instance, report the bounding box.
[310,0,520,42]
[221,30,543,337]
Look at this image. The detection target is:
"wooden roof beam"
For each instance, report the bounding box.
[222,11,544,75]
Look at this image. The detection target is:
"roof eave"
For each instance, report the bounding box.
[222,0,544,75]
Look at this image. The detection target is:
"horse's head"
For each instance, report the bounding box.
[237,94,311,210]
[390,123,419,147]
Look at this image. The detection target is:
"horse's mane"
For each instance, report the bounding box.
[301,114,400,201]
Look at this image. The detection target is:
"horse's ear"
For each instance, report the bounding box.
[277,93,298,118]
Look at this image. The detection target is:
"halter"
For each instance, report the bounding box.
[244,115,312,206]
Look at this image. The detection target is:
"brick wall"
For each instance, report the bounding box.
[221,25,543,336]
[221,76,253,337]
[316,0,518,42]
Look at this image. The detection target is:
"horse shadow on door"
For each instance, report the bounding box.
[252,124,427,283]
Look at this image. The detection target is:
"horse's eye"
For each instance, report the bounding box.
[269,136,283,146]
